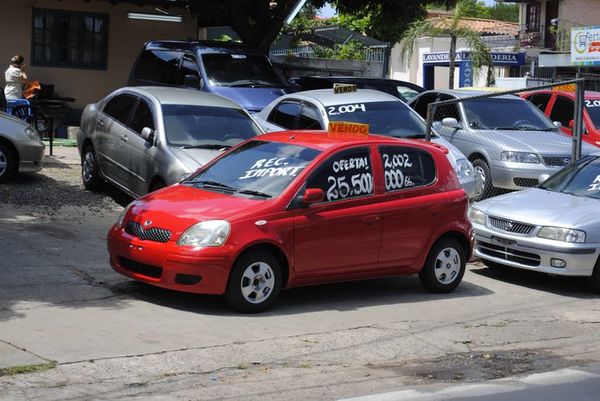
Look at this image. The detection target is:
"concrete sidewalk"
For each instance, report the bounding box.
[43,145,80,167]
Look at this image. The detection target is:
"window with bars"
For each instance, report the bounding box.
[32,8,109,69]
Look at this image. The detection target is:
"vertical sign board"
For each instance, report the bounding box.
[571,26,600,66]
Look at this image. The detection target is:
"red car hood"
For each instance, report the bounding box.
[127,184,268,235]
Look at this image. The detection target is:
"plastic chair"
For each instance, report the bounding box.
[6,99,33,123]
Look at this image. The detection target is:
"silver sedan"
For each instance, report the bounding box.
[0,112,44,182]
[470,154,600,291]
[78,87,263,198]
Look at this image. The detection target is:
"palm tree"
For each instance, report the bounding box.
[400,0,494,89]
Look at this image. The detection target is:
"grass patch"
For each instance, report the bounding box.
[298,363,312,369]
[237,363,248,370]
[0,362,57,377]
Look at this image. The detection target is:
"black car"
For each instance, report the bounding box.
[290,76,425,103]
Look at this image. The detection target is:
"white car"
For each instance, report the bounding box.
[254,88,479,198]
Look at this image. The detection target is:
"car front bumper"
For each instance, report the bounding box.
[490,161,563,190]
[473,223,599,276]
[18,141,45,173]
[107,224,234,295]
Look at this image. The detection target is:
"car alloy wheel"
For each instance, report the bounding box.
[81,146,101,191]
[419,238,466,293]
[471,159,492,201]
[0,142,16,182]
[240,261,276,304]
[433,247,461,285]
[226,251,282,313]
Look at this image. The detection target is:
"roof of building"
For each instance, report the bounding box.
[426,11,519,37]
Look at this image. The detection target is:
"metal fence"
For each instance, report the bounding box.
[416,75,600,201]
[269,45,387,62]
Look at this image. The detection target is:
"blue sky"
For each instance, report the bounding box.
[318,0,498,17]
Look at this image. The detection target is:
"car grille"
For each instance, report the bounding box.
[477,240,540,266]
[513,178,539,187]
[119,257,163,278]
[125,221,171,243]
[542,155,572,167]
[488,216,535,235]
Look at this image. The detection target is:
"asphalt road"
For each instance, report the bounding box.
[1,159,600,400]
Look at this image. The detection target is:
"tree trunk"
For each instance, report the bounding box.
[448,34,456,89]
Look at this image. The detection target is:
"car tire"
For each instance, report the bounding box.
[419,238,466,293]
[472,158,494,201]
[81,145,102,191]
[0,141,17,183]
[586,259,600,294]
[225,251,282,313]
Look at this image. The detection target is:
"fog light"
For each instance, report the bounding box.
[550,258,566,268]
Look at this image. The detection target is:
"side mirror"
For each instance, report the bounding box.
[302,188,324,205]
[140,127,155,143]
[568,120,575,129]
[183,74,201,89]
[538,173,550,185]
[441,117,460,129]
[553,121,563,129]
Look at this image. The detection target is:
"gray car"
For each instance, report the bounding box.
[78,87,263,198]
[410,90,598,200]
[470,154,600,291]
[0,111,44,182]
[253,88,480,198]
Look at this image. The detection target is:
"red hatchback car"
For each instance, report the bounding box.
[107,130,473,312]
[522,90,600,147]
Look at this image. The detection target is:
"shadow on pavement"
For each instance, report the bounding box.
[108,274,494,317]
[470,264,598,299]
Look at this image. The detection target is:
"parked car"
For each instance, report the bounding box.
[290,76,425,103]
[253,88,480,199]
[107,129,473,312]
[470,153,600,292]
[128,40,290,112]
[410,90,598,200]
[521,90,600,147]
[0,111,44,182]
[78,87,263,198]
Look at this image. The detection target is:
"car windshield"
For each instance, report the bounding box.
[201,54,286,88]
[185,140,321,198]
[538,155,600,199]
[163,105,262,147]
[463,98,556,130]
[327,101,428,139]
[396,87,420,103]
[585,98,600,128]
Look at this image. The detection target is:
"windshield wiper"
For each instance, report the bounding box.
[193,180,236,192]
[182,144,232,150]
[229,80,277,88]
[237,189,272,198]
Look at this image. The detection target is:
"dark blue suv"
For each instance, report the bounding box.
[128,40,289,112]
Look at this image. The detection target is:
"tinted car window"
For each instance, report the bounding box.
[297,104,322,129]
[307,147,374,202]
[327,101,427,139]
[132,50,180,85]
[186,140,321,197]
[549,95,574,127]
[103,95,137,125]
[462,98,555,130]
[269,101,301,129]
[526,93,552,112]
[379,146,436,191]
[201,54,285,87]
[540,155,600,199]
[129,100,154,135]
[178,54,200,86]
[163,105,262,147]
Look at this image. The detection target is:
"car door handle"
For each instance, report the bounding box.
[362,215,380,225]
[120,135,128,142]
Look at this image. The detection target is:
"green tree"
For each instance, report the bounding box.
[401,0,494,89]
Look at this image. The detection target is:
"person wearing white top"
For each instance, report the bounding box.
[4,55,28,100]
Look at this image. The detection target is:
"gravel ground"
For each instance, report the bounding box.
[0,163,130,215]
